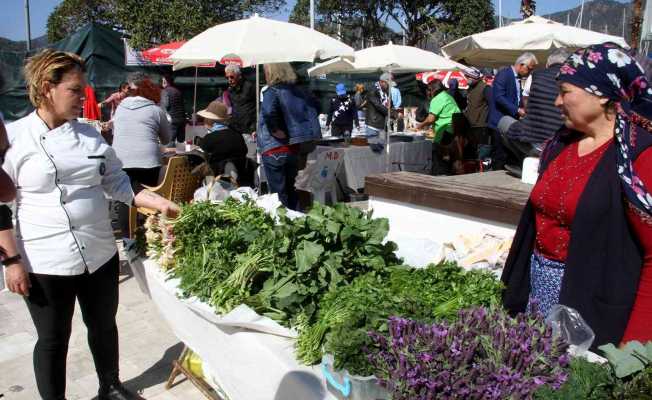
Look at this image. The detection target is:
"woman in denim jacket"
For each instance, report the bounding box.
[257,63,321,210]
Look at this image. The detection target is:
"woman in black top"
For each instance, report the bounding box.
[196,100,251,185]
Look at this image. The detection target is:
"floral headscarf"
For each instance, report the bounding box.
[557,42,652,216]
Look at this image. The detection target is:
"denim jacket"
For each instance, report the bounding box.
[257,84,322,154]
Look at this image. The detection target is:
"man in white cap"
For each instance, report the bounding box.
[463,67,491,151]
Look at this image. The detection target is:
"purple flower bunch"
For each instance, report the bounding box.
[367,306,570,400]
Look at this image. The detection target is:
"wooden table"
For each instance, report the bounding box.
[365,170,532,229]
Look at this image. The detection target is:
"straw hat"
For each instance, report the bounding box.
[197,100,230,121]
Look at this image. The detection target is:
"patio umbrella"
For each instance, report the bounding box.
[169,14,354,70]
[308,42,463,76]
[416,70,469,89]
[442,15,630,68]
[142,41,215,67]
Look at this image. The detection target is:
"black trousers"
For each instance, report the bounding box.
[25,253,120,400]
[331,124,353,138]
[171,122,185,143]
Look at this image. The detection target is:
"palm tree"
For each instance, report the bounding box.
[520,0,536,19]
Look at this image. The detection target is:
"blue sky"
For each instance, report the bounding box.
[0,0,631,41]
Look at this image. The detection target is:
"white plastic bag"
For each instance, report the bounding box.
[193,179,235,202]
[546,304,595,357]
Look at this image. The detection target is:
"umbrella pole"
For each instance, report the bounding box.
[385,70,392,173]
[256,63,261,193]
[192,66,198,124]
[256,64,260,124]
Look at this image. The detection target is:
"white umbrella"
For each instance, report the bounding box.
[442,15,630,68]
[170,14,354,70]
[308,42,464,76]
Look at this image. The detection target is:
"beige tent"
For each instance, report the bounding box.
[441,16,630,68]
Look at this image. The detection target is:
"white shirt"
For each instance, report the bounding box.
[522,74,533,98]
[2,112,134,275]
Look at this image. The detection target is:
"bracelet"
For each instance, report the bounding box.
[2,253,22,266]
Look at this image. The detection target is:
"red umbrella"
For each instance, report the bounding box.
[416,70,469,89]
[142,42,215,67]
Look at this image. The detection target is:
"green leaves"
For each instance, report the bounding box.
[295,242,324,274]
[599,341,652,378]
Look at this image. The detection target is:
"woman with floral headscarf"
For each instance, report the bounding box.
[501,43,652,347]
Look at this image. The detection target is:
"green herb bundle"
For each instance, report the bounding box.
[168,199,276,304]
[296,262,503,376]
[152,201,402,329]
[243,203,401,326]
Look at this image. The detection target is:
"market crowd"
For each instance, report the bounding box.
[0,41,651,400]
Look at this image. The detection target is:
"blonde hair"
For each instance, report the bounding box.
[24,49,85,108]
[355,83,365,93]
[264,63,297,86]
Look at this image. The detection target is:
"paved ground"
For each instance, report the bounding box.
[0,256,205,400]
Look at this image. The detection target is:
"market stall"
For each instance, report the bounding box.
[311,139,432,192]
[130,188,651,400]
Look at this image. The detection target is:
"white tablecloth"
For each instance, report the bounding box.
[132,258,337,400]
[314,140,432,191]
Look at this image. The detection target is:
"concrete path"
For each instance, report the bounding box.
[0,257,205,400]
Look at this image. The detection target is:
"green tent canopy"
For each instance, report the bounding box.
[0,24,226,121]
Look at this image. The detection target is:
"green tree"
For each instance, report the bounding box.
[291,0,494,48]
[47,0,285,49]
[433,0,496,46]
[291,0,399,48]
[47,0,118,43]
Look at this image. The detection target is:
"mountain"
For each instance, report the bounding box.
[0,34,49,52]
[545,0,632,41]
[496,0,632,41]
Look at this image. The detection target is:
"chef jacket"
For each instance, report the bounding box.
[2,112,135,275]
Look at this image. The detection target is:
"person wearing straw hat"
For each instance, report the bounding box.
[196,100,249,183]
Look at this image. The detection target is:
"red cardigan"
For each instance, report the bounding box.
[622,147,652,343]
[531,141,652,343]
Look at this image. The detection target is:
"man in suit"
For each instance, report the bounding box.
[488,52,538,169]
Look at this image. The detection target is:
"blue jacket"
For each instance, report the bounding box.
[257,84,322,154]
[488,66,520,129]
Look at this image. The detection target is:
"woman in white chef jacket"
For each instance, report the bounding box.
[1,50,179,400]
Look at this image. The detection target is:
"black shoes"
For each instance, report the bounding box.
[98,382,144,400]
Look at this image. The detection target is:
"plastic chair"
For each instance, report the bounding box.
[128,156,201,238]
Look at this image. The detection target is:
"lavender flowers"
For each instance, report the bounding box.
[367,306,570,400]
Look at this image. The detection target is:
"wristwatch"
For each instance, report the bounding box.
[2,253,22,267]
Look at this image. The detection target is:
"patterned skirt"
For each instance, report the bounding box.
[527,251,566,317]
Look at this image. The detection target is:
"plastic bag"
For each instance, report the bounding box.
[193,179,235,202]
[545,304,595,357]
[321,354,390,400]
[181,349,205,380]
